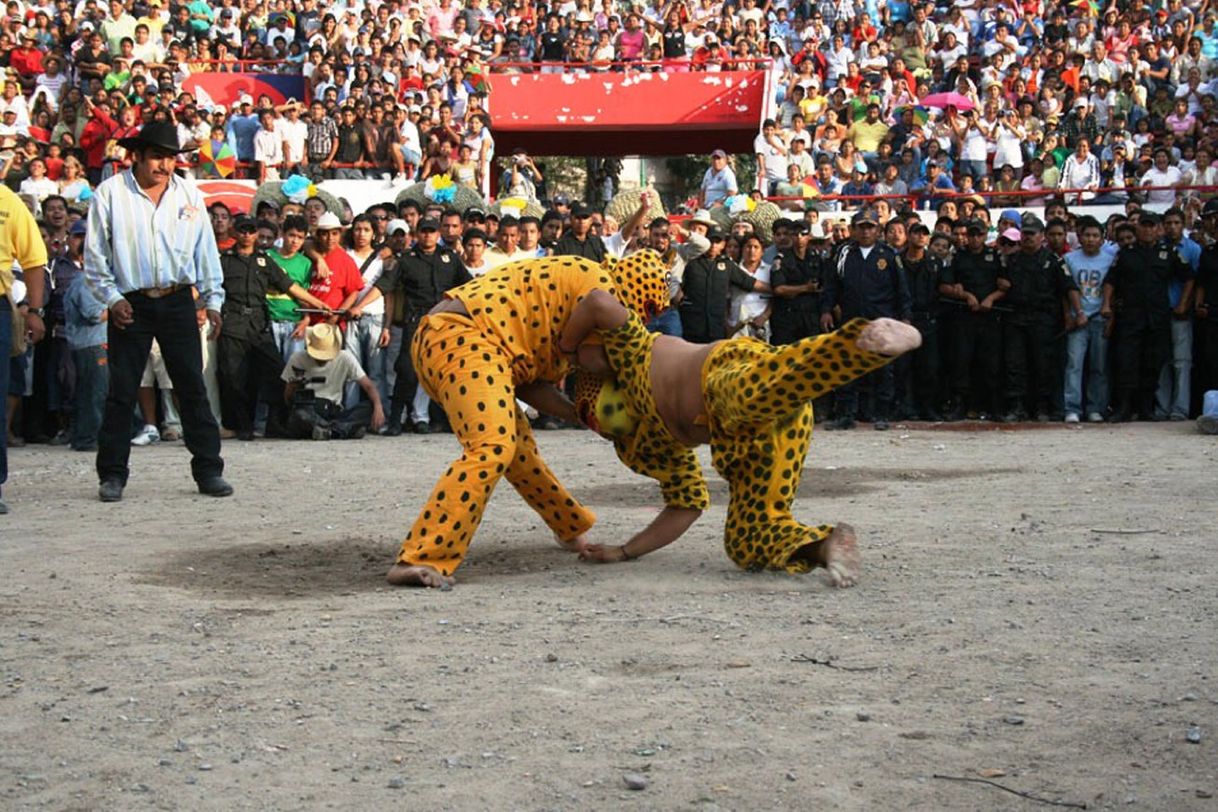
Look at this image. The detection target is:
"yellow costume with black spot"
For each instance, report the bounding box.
[581,315,892,572]
[397,252,670,576]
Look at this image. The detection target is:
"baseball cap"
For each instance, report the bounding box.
[69,219,88,236]
[711,149,727,159]
[1021,213,1045,233]
[464,207,487,220]
[386,218,409,236]
[706,227,727,241]
[1001,227,1023,242]
[233,214,257,231]
[851,209,878,225]
[999,209,1021,224]
[965,219,987,235]
[571,202,594,218]
[417,218,440,231]
[552,193,570,206]
[1138,212,1161,225]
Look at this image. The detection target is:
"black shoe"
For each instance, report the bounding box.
[412,421,431,434]
[197,477,234,497]
[384,421,403,437]
[48,431,71,446]
[874,419,890,431]
[349,426,367,440]
[99,479,124,502]
[237,430,255,441]
[1109,408,1133,424]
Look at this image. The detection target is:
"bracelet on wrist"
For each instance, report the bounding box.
[620,544,637,561]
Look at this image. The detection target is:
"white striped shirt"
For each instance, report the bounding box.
[83,170,225,311]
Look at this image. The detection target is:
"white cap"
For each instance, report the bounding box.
[386,218,409,235]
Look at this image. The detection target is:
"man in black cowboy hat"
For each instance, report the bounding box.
[82,120,233,502]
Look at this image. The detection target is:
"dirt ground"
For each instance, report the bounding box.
[1,422,1216,810]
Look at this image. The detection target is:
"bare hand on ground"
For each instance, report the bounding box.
[579,543,628,563]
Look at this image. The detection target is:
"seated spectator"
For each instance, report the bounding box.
[282,323,386,440]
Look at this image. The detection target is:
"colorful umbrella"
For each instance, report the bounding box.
[1071,0,1099,16]
[894,105,930,125]
[198,139,237,178]
[920,92,975,111]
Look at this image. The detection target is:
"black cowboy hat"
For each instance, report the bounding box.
[117,121,188,153]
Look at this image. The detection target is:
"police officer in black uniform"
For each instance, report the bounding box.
[552,202,607,261]
[1195,200,1218,399]
[1101,212,1194,422]
[998,216,1082,422]
[218,214,331,440]
[677,228,764,342]
[897,221,947,420]
[939,218,1006,420]
[372,218,471,433]
[820,208,913,430]
[770,219,825,346]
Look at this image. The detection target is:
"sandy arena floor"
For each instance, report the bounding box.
[1,423,1216,810]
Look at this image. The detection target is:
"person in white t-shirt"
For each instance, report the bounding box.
[253,109,284,183]
[1140,148,1183,205]
[282,323,385,440]
[276,102,309,175]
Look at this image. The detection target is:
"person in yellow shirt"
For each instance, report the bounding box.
[386,251,670,588]
[0,184,49,514]
[847,103,890,173]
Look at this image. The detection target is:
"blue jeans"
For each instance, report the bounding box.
[1155,317,1193,418]
[71,345,107,450]
[343,314,389,409]
[960,159,988,183]
[0,296,10,494]
[646,309,683,337]
[270,319,305,364]
[1063,316,1109,416]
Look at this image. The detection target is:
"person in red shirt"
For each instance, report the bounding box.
[78,96,118,185]
[307,213,364,325]
[10,32,45,88]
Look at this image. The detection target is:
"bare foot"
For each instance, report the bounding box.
[820,523,861,588]
[386,563,456,588]
[857,318,922,357]
[555,532,590,554]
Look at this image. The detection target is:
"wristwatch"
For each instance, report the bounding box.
[29,306,46,318]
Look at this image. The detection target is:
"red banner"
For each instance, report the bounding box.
[182,73,308,110]
[487,69,768,156]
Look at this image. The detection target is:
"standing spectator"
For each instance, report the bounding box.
[217,214,328,441]
[253,109,284,183]
[63,220,108,452]
[754,119,787,196]
[306,213,365,322]
[553,203,607,262]
[1063,216,1116,423]
[1156,207,1200,420]
[700,149,738,207]
[940,219,1006,420]
[0,184,48,513]
[305,101,339,181]
[277,102,309,177]
[1102,213,1194,422]
[332,106,369,180]
[81,122,229,502]
[678,229,763,343]
[360,217,470,434]
[266,215,315,363]
[341,214,392,410]
[1140,148,1182,206]
[997,217,1081,422]
[821,209,912,430]
[770,220,826,346]
[897,222,947,421]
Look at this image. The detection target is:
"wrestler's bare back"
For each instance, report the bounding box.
[650,336,719,447]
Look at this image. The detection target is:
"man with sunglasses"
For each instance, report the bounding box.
[218,214,330,441]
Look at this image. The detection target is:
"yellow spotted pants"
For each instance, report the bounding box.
[395,312,595,575]
[702,318,892,573]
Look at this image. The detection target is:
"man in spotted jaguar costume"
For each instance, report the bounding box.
[566,292,920,587]
[386,251,671,588]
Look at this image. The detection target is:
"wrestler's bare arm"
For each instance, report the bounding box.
[558,289,630,354]
[516,381,579,425]
[580,506,702,564]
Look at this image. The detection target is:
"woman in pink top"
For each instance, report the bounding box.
[1165,98,1198,138]
[618,14,646,61]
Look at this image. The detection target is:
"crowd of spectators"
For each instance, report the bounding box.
[5,0,1218,200]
